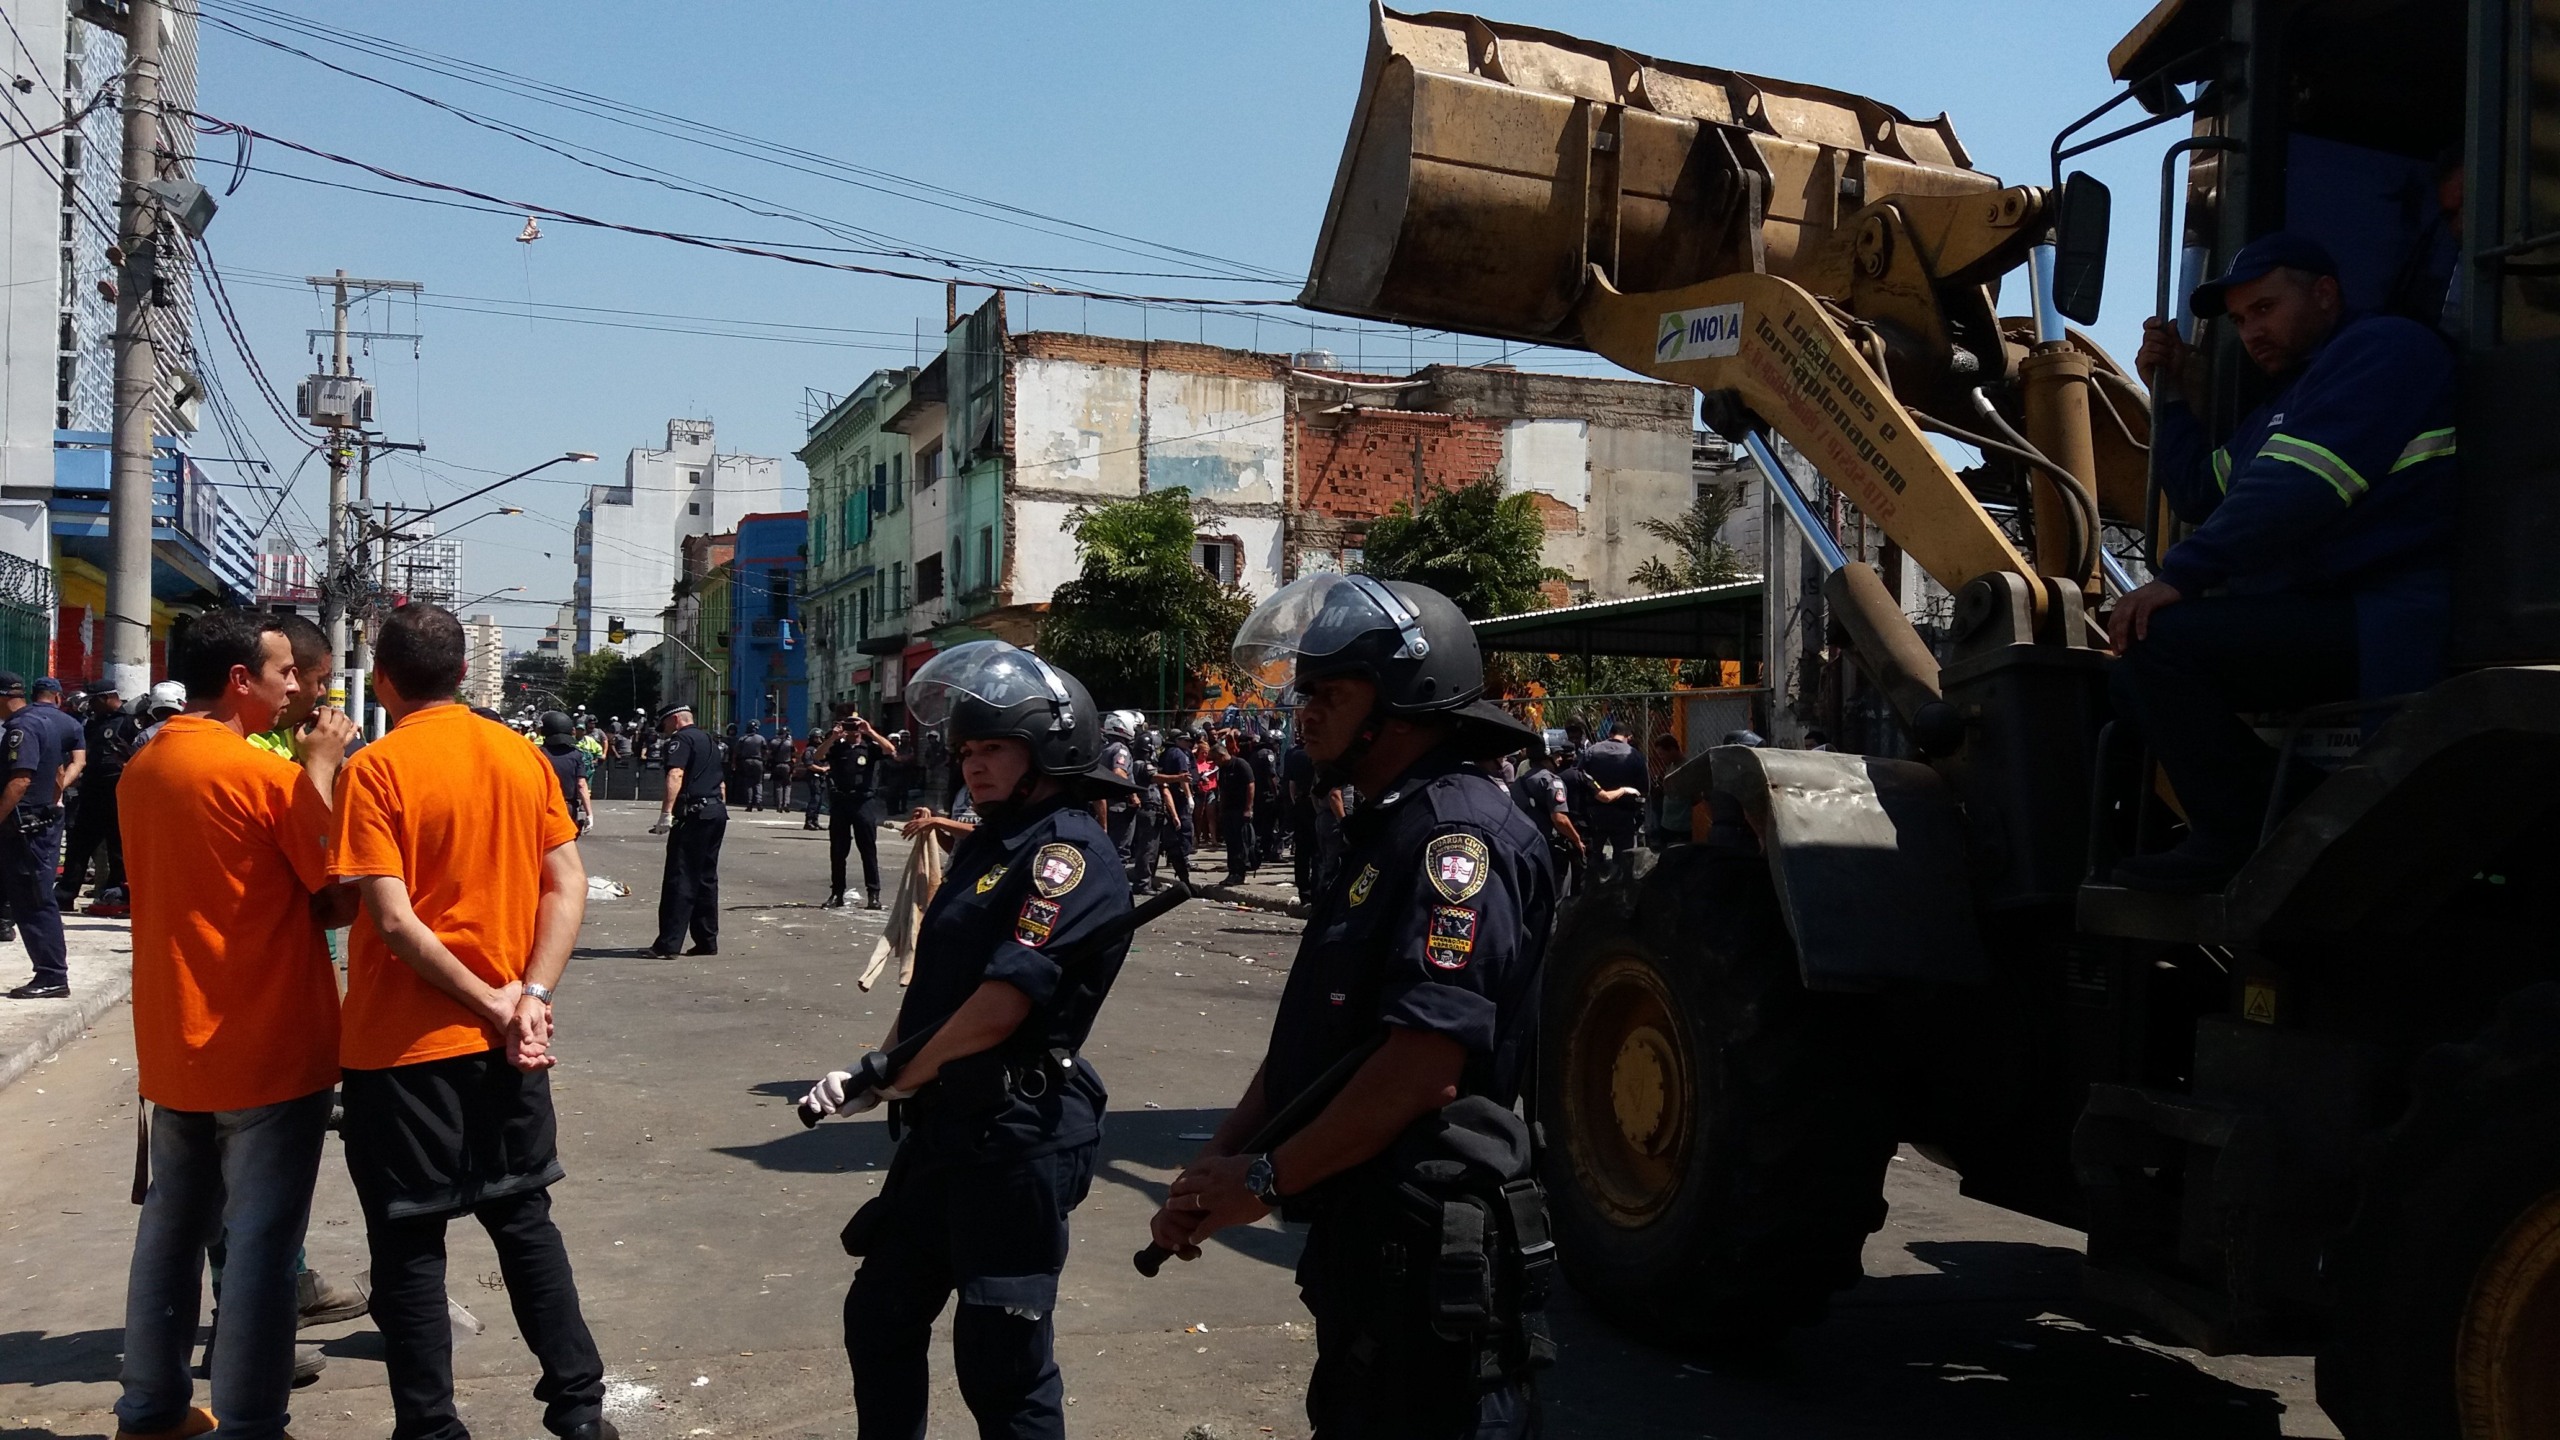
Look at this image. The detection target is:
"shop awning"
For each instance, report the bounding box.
[1470,579,1764,661]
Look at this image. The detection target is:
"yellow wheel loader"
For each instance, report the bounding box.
[1300,5,2560,1436]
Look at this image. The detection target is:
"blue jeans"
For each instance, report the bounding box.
[117,1089,332,1440]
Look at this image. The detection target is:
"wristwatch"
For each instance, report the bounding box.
[1244,1153,1284,1206]
[522,982,556,1006]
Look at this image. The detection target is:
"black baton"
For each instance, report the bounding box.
[1133,1030,1390,1278]
[797,880,1194,1127]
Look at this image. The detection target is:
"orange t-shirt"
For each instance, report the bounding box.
[332,702,579,1070]
[121,715,341,1112]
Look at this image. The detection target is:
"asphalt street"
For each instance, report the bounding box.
[0,800,2342,1439]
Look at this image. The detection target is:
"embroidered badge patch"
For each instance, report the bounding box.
[1347,864,1379,906]
[974,863,1008,895]
[1015,896,1061,946]
[1032,842,1087,897]
[1423,833,1491,903]
[1426,904,1478,971]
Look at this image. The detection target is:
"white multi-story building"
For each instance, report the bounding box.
[574,418,781,656]
[461,613,505,711]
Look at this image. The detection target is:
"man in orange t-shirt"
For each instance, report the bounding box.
[113,608,356,1440]
[332,603,612,1440]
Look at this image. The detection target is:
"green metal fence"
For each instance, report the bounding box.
[0,554,55,681]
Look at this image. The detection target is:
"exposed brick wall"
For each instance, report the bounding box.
[1293,407,1507,522]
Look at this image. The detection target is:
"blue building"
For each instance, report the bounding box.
[49,430,257,680]
[727,511,807,733]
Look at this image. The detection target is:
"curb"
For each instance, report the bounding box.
[0,964,131,1096]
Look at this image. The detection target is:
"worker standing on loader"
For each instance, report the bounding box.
[1152,574,1554,1438]
[2111,232,2458,892]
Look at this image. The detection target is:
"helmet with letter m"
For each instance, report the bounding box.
[904,640,1100,779]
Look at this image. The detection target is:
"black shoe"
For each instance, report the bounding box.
[561,1421,621,1440]
[2112,839,2245,894]
[640,945,681,959]
[865,895,883,911]
[685,943,719,956]
[5,980,68,1000]
[822,891,846,909]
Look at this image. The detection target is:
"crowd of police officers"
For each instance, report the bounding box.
[799,572,1556,1439]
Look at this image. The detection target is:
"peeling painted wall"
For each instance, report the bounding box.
[1146,372,1286,504]
[1014,359,1143,496]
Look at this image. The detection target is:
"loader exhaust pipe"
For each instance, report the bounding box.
[1823,562,1964,756]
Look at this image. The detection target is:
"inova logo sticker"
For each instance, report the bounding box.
[1656,302,1746,363]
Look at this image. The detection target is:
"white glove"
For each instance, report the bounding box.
[803,1069,860,1118]
[801,1053,913,1119]
[649,817,671,835]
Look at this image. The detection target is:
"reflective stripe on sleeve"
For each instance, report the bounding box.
[2211,447,2233,493]
[2258,432,2371,503]
[2390,427,2456,473]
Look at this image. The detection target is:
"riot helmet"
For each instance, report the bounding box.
[539,710,576,749]
[1102,709,1143,743]
[1231,573,1533,759]
[905,640,1099,779]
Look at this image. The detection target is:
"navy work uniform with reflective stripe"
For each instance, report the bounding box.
[2147,312,2458,696]
[2120,312,2457,851]
[1264,748,1552,1440]
[2,706,69,987]
[842,794,1130,1440]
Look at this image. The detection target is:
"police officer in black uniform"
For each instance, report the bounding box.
[648,701,726,958]
[798,640,1131,1440]
[815,710,898,909]
[1153,575,1553,1438]
[58,680,138,910]
[0,671,75,999]
[733,722,770,812]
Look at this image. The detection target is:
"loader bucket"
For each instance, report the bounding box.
[1302,5,2008,348]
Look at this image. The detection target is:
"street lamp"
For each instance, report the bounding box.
[454,584,526,610]
[400,452,595,531]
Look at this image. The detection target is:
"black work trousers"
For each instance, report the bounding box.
[655,813,725,953]
[1298,1219,1537,1439]
[2109,588,2360,853]
[843,1140,1098,1440]
[59,777,122,900]
[365,1188,606,1440]
[1586,823,1640,884]
[830,794,880,901]
[731,762,764,810]
[1222,809,1256,884]
[4,812,64,986]
[1130,808,1189,889]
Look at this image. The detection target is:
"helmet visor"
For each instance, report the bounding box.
[1229,573,1427,700]
[904,641,1070,729]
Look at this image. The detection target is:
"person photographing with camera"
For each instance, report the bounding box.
[813,708,901,910]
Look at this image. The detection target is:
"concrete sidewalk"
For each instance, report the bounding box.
[0,913,136,1094]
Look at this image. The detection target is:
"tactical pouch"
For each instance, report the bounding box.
[1429,1193,1497,1337]
[933,1049,1014,1118]
[839,1193,892,1256]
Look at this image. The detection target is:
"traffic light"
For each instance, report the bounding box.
[608,615,628,644]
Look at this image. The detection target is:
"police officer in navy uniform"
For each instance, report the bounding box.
[799,641,1132,1440]
[648,701,727,958]
[0,671,75,999]
[1153,575,1553,1438]
[1096,709,1140,861]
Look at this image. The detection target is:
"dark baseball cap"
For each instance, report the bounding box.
[31,677,61,696]
[2189,231,2341,318]
[0,672,27,699]
[85,679,119,698]
[655,700,694,723]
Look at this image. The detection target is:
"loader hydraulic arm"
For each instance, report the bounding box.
[1574,267,2051,613]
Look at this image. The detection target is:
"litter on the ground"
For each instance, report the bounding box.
[587,876,631,900]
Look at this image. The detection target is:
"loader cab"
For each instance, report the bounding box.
[2112,0,2557,664]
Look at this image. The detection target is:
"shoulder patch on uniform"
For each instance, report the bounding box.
[1423,832,1491,902]
[1015,896,1061,946]
[974,863,1008,895]
[1426,905,1477,971]
[1032,841,1086,897]
[1347,864,1378,906]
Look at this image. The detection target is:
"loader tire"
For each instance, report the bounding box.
[1536,845,1893,1348]
[2319,983,2560,1440]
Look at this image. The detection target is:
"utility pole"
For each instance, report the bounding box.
[105,0,164,701]
[302,271,419,719]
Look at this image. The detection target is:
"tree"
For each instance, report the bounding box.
[560,649,661,722]
[1357,477,1559,619]
[504,652,568,712]
[1037,487,1256,712]
[1630,484,1749,593]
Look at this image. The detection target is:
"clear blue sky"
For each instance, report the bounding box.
[196,0,2170,639]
